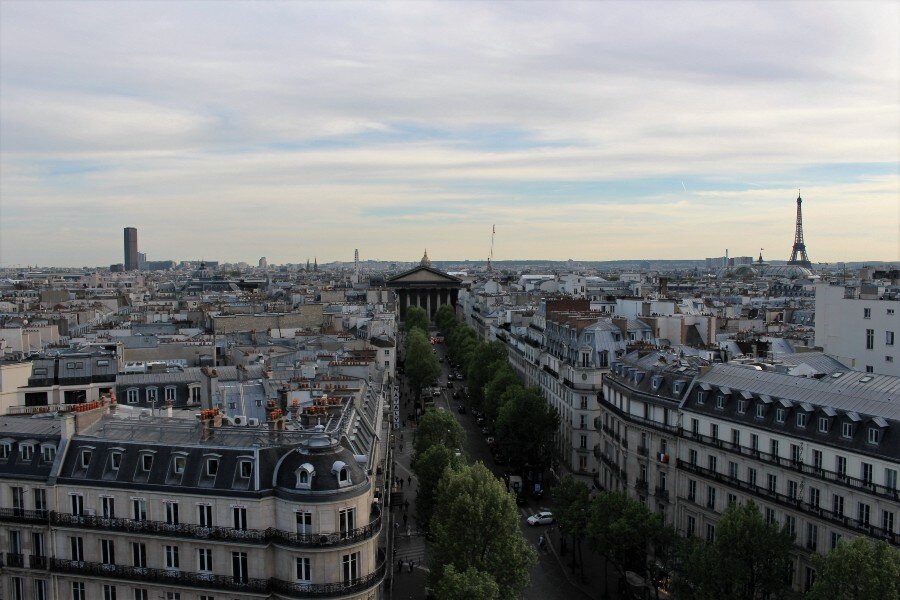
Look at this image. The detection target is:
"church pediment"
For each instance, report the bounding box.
[387,266,461,286]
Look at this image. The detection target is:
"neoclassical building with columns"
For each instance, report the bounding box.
[386,252,461,320]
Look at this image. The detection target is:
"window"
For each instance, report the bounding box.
[132,498,147,521]
[706,486,716,509]
[239,460,252,478]
[69,536,84,561]
[146,387,158,404]
[767,473,777,493]
[833,494,844,517]
[232,506,247,531]
[9,529,21,553]
[80,449,92,469]
[296,557,311,581]
[806,523,818,550]
[198,504,213,528]
[688,449,697,465]
[716,395,725,410]
[866,329,874,350]
[132,542,146,568]
[796,413,807,428]
[173,456,186,475]
[339,507,356,538]
[858,502,870,526]
[296,511,312,535]
[818,417,829,433]
[707,455,717,472]
[697,391,706,405]
[785,515,796,538]
[35,579,48,600]
[747,467,757,487]
[0,441,10,459]
[775,408,785,423]
[110,452,122,470]
[867,428,879,445]
[687,479,697,501]
[164,545,179,569]
[103,587,117,600]
[10,577,24,600]
[805,567,816,592]
[691,419,699,435]
[165,594,180,600]
[728,461,738,479]
[12,486,24,513]
[790,443,802,463]
[727,493,737,505]
[101,496,115,519]
[765,507,776,524]
[41,445,55,463]
[864,307,871,319]
[165,387,176,402]
[771,439,780,458]
[127,389,139,404]
[342,551,359,582]
[686,516,695,537]
[842,422,853,438]
[72,582,86,600]
[886,468,898,491]
[100,539,116,565]
[165,501,179,525]
[812,449,823,470]
[32,531,45,557]
[887,331,895,346]
[756,404,765,418]
[862,462,873,485]
[232,551,248,583]
[883,510,895,533]
[750,434,759,451]
[706,524,715,542]
[141,454,153,472]
[70,494,84,516]
[133,590,148,600]
[737,400,746,414]
[710,424,718,440]
[731,429,740,446]
[207,458,219,476]
[198,548,213,572]
[809,487,820,508]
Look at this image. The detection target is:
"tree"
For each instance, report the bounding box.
[466,341,508,408]
[553,475,591,577]
[434,565,500,600]
[482,366,520,424]
[447,324,478,369]
[405,328,441,401]
[429,462,536,599]
[435,304,458,335]
[586,491,675,597]
[806,538,900,600]
[495,386,558,471]
[412,444,463,531]
[404,305,430,333]
[413,408,464,459]
[673,501,794,600]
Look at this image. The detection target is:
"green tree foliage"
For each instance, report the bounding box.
[411,444,462,531]
[435,304,458,335]
[413,408,464,459]
[482,365,520,424]
[434,565,500,600]
[806,538,900,600]
[586,491,675,593]
[429,462,536,599]
[466,341,509,408]
[673,501,794,600]
[404,305,430,334]
[447,325,478,370]
[495,386,558,471]
[553,475,591,575]
[405,328,441,400]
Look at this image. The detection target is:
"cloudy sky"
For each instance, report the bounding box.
[1,1,898,266]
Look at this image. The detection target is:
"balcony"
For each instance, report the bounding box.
[654,487,670,502]
[6,552,24,568]
[637,445,649,457]
[49,552,387,598]
[29,554,48,569]
[0,508,49,524]
[681,430,900,502]
[676,459,899,546]
[50,512,382,549]
[50,559,270,594]
[635,479,649,493]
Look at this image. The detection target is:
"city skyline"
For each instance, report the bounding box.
[1,1,899,266]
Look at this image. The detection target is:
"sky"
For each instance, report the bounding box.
[1,1,898,267]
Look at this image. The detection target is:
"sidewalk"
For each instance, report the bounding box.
[386,383,431,600]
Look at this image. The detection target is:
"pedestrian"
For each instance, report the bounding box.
[403,513,408,527]
[538,535,545,551]
[408,560,414,573]
[394,521,400,533]
[407,475,412,486]
[397,559,403,573]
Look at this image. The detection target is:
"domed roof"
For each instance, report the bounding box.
[273,436,369,498]
[420,249,431,267]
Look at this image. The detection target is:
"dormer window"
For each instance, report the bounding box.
[41,444,56,463]
[697,391,706,405]
[339,468,349,483]
[867,428,879,445]
[110,452,122,470]
[842,422,853,439]
[332,460,351,487]
[239,460,252,479]
[173,456,186,475]
[756,404,765,419]
[715,395,725,410]
[797,413,808,428]
[0,441,11,459]
[207,458,219,477]
[818,417,829,433]
[141,454,153,472]
[295,463,315,489]
[20,444,34,461]
[737,400,746,414]
[81,449,93,469]
[775,408,785,423]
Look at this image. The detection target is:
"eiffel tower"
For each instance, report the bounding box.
[787,191,812,268]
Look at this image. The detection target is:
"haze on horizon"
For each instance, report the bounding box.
[1,0,898,268]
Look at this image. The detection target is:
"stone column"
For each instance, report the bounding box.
[426,289,432,319]
[399,290,407,318]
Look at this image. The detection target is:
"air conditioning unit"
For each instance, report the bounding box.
[233,415,248,427]
[247,418,260,427]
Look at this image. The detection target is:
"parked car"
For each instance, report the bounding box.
[526,511,554,526]
[432,388,441,397]
[485,436,496,446]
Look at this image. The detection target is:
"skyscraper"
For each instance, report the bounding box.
[124,227,138,270]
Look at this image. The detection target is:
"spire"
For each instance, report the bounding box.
[787,191,812,268]
[420,249,431,267]
[314,257,318,272]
